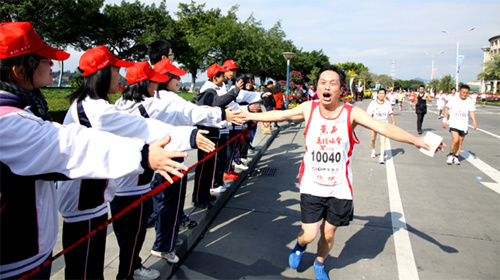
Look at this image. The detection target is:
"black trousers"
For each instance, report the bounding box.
[110,194,152,279]
[151,173,186,253]
[193,133,219,203]
[416,113,426,132]
[63,214,107,280]
[214,133,228,186]
[225,129,241,173]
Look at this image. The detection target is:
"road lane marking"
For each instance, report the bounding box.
[461,151,500,194]
[385,139,420,280]
[468,126,500,139]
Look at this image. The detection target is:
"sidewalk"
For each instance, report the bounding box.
[50,121,288,279]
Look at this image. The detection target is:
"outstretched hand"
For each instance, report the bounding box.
[148,136,188,183]
[196,130,216,153]
[414,136,447,153]
[262,92,272,98]
[225,106,245,126]
[236,79,244,89]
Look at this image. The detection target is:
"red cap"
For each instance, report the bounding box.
[207,63,229,79]
[0,22,70,60]
[222,59,239,70]
[79,46,134,76]
[153,59,187,76]
[126,61,170,85]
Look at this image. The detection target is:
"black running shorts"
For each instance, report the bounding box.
[450,127,467,137]
[300,194,353,226]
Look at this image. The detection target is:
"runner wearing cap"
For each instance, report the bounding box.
[57,46,211,279]
[0,22,188,279]
[116,60,244,265]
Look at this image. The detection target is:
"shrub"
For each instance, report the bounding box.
[70,75,83,88]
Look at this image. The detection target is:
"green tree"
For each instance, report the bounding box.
[307,66,321,87]
[176,0,224,91]
[478,55,500,94]
[99,0,179,61]
[372,74,393,88]
[427,79,439,91]
[358,69,373,89]
[291,49,330,84]
[1,0,105,50]
[334,62,368,75]
[478,55,500,80]
[438,75,455,92]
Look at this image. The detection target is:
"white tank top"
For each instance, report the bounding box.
[299,101,359,199]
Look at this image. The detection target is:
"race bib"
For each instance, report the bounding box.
[310,150,344,185]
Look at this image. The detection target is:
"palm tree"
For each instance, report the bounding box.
[427,79,439,92]
[478,55,500,94]
[438,75,455,92]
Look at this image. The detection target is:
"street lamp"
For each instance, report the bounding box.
[423,51,444,81]
[442,27,475,89]
[282,52,296,109]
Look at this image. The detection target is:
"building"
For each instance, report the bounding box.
[479,34,500,93]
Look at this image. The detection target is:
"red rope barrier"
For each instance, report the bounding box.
[19,124,254,279]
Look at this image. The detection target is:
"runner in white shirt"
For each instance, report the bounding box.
[241,65,445,280]
[366,88,396,163]
[480,92,487,106]
[387,89,397,110]
[436,90,447,119]
[442,85,477,165]
[469,91,478,105]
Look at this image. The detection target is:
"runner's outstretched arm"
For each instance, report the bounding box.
[242,101,309,122]
[351,106,446,152]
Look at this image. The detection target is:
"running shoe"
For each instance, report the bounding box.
[371,149,376,158]
[379,155,385,164]
[313,264,329,280]
[133,265,160,280]
[223,172,239,180]
[453,156,461,165]
[241,158,250,164]
[151,250,179,263]
[223,182,232,189]
[180,218,197,230]
[446,154,454,165]
[288,248,304,270]
[210,186,227,193]
[234,162,249,171]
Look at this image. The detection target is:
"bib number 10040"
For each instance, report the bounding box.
[312,151,341,163]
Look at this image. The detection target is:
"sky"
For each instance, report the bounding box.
[57,0,500,84]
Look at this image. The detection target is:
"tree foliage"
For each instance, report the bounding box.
[438,75,455,92]
[1,0,105,50]
[478,55,500,80]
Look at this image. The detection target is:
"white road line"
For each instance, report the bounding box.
[385,139,420,280]
[469,126,500,139]
[461,151,500,194]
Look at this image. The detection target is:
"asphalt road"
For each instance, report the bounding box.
[171,98,500,280]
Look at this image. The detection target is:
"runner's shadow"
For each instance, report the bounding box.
[330,212,458,269]
[386,148,405,160]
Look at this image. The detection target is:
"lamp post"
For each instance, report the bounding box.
[282,52,296,109]
[442,27,475,89]
[423,51,444,81]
